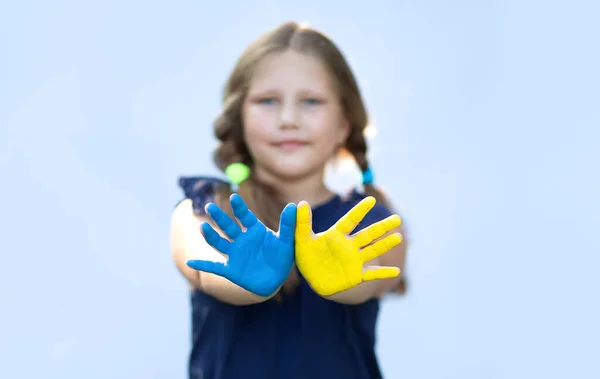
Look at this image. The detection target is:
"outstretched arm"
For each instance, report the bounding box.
[170,199,272,305]
[375,224,406,296]
[295,197,403,305]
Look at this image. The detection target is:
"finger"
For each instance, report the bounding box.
[362,266,400,281]
[360,233,403,263]
[186,259,228,277]
[353,214,402,248]
[201,222,232,255]
[334,196,376,235]
[205,203,242,240]
[230,193,258,229]
[295,201,313,242]
[278,203,297,244]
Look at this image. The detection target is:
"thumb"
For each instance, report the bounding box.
[278,203,297,244]
[295,201,313,242]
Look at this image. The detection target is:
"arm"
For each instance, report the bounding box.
[376,225,407,295]
[170,199,276,305]
[295,198,403,305]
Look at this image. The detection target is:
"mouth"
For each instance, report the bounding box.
[273,140,309,150]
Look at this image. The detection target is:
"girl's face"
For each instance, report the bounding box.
[242,50,350,181]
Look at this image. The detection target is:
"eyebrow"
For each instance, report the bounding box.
[247,87,330,96]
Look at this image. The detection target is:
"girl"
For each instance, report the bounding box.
[170,21,407,379]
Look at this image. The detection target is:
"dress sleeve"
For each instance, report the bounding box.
[177,176,231,216]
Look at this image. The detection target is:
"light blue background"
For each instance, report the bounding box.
[1,1,598,378]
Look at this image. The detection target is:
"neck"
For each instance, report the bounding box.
[253,166,335,206]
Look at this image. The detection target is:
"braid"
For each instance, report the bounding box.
[345,125,394,211]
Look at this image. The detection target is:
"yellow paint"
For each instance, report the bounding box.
[295,196,403,296]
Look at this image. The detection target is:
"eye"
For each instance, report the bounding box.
[257,97,277,105]
[303,98,323,105]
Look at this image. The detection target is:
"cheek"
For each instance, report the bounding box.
[305,111,346,147]
[243,106,274,145]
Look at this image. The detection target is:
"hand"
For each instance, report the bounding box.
[294,196,402,296]
[186,194,296,297]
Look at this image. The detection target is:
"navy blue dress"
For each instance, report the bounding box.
[178,177,393,379]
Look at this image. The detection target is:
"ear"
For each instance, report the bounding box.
[338,119,351,146]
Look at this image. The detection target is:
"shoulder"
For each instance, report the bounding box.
[176,176,231,216]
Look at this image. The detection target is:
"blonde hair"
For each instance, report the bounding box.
[211,21,406,294]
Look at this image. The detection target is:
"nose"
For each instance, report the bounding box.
[278,99,299,130]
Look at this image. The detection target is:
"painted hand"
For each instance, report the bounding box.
[187,194,296,297]
[294,196,402,297]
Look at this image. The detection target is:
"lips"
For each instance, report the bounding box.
[273,139,308,150]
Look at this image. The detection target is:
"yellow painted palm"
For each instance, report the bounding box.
[295,196,402,296]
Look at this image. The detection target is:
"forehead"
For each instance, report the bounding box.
[248,50,336,94]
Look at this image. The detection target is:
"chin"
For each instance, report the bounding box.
[274,167,313,180]
[268,162,316,181]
